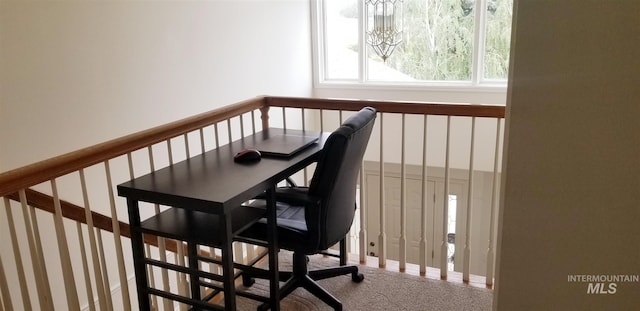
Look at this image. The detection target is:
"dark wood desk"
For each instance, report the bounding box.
[117,128,326,311]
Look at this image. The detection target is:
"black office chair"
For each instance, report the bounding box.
[237,107,377,311]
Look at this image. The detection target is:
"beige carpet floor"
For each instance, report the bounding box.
[227,252,493,311]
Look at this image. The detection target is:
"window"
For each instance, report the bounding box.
[315,0,513,87]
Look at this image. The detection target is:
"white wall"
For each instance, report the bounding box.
[0,1,312,309]
[495,0,640,309]
[0,0,312,172]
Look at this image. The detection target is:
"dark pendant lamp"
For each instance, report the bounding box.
[365,0,404,62]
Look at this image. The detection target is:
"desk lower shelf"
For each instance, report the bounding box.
[140,206,265,247]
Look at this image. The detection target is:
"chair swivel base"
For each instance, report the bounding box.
[242,252,364,311]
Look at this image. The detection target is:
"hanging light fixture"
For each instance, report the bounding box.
[365,0,404,62]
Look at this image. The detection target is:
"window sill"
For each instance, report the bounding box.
[315,80,508,93]
[313,81,508,105]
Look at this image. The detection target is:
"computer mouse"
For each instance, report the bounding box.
[234,148,261,163]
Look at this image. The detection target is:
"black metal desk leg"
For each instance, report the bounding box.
[187,242,201,304]
[266,186,280,311]
[220,214,237,310]
[126,198,150,311]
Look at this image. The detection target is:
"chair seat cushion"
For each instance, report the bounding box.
[263,200,307,233]
[240,200,317,252]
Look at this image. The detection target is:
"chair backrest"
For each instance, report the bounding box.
[307,107,376,250]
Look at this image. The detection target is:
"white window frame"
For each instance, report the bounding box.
[310,0,510,93]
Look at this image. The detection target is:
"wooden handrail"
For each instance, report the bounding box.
[0,96,266,197]
[0,96,506,198]
[265,96,505,118]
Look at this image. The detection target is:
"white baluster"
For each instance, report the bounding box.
[79,170,108,310]
[27,200,53,310]
[183,133,190,160]
[104,162,131,310]
[378,113,387,268]
[240,114,245,138]
[167,139,174,164]
[419,114,429,275]
[95,228,114,311]
[199,128,206,155]
[441,116,451,278]
[399,113,407,272]
[18,190,54,309]
[463,117,476,282]
[0,251,14,311]
[251,110,257,134]
[282,107,287,130]
[486,118,502,286]
[51,179,81,310]
[214,123,220,149]
[3,197,31,309]
[359,163,367,263]
[76,222,95,311]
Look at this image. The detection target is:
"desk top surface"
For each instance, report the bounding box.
[117,128,327,213]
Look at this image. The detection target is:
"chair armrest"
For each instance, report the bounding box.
[285,177,297,187]
[276,187,321,206]
[282,157,320,187]
[255,187,320,207]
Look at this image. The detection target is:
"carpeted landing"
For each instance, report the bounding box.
[223,252,493,311]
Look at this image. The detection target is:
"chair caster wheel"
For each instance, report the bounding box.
[352,272,364,283]
[242,275,256,287]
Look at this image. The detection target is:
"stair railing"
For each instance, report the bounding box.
[0,96,504,310]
